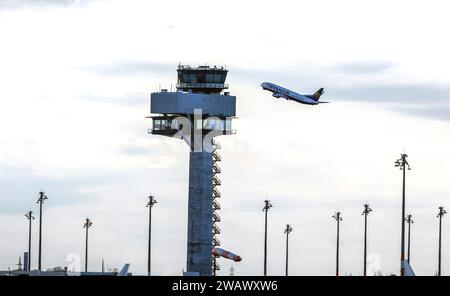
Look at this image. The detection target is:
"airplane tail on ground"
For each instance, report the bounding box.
[402,260,415,276]
[117,264,130,276]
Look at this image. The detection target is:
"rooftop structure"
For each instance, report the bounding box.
[176,64,228,94]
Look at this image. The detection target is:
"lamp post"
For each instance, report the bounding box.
[437,206,446,276]
[262,200,273,276]
[36,191,48,271]
[25,211,35,271]
[395,153,411,276]
[332,211,343,276]
[284,224,293,276]
[147,195,157,276]
[405,214,413,263]
[362,204,372,276]
[84,218,93,273]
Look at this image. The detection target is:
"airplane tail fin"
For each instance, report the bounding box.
[312,88,324,101]
[117,264,130,276]
[402,260,415,276]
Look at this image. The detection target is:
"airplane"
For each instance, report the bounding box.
[261,82,329,105]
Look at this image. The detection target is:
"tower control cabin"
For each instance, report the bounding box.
[149,65,236,276]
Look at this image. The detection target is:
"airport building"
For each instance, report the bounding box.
[149,65,236,275]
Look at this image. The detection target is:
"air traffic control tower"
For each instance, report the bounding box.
[149,65,236,275]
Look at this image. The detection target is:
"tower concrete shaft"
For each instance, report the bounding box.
[187,150,213,275]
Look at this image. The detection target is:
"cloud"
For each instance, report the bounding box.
[0,0,97,10]
[0,163,114,214]
[394,105,450,122]
[331,60,395,74]
[332,84,450,104]
[85,61,175,77]
[119,143,150,156]
[232,61,395,85]
[78,92,148,107]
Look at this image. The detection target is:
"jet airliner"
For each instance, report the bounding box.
[261,82,329,105]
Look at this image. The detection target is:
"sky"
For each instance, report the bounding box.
[1,0,450,276]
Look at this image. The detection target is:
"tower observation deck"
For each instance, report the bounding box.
[149,65,236,276]
[177,64,229,94]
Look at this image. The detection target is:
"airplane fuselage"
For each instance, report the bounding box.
[261,82,320,105]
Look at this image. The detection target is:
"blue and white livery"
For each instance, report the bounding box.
[261,82,329,105]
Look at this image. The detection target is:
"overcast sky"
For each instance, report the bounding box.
[1,0,450,276]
